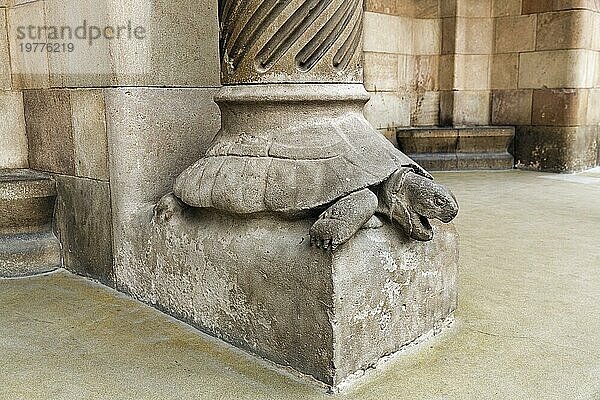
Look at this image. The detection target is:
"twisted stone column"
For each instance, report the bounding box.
[218,0,364,84]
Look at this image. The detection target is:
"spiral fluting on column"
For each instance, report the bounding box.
[218,0,364,84]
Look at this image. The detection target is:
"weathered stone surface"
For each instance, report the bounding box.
[490,53,519,89]
[492,89,533,125]
[515,125,599,172]
[44,0,220,88]
[54,175,114,286]
[364,91,411,129]
[440,0,457,17]
[0,9,10,90]
[397,127,515,170]
[451,90,491,126]
[412,19,441,55]
[363,52,398,91]
[522,0,554,14]
[457,127,514,154]
[105,87,220,211]
[414,55,439,91]
[493,0,522,16]
[415,0,439,18]
[456,0,492,17]
[454,17,493,54]
[532,89,589,126]
[104,2,459,391]
[439,90,455,125]
[587,89,600,124]
[71,90,109,181]
[553,0,600,12]
[0,232,61,278]
[408,153,460,171]
[597,130,600,166]
[118,206,458,388]
[8,2,50,89]
[397,128,459,154]
[407,152,514,171]
[0,169,60,278]
[495,15,537,53]
[363,12,401,54]
[438,55,455,90]
[411,91,440,126]
[105,87,220,287]
[364,0,401,15]
[441,18,456,55]
[456,152,514,169]
[453,55,490,90]
[0,91,28,169]
[109,0,221,87]
[44,0,114,88]
[23,89,75,175]
[536,10,593,51]
[519,50,589,89]
[0,169,56,236]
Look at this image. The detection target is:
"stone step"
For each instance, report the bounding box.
[0,169,61,277]
[396,127,515,171]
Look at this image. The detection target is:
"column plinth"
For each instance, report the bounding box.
[147,0,460,390]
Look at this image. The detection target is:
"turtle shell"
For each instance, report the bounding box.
[174,114,413,214]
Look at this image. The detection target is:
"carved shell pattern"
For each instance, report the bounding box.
[219,0,363,80]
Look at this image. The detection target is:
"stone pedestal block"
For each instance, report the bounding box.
[116,208,458,389]
[0,169,61,277]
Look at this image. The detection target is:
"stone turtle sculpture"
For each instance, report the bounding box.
[156,114,458,251]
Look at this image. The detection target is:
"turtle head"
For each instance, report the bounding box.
[381,168,459,241]
[404,173,459,223]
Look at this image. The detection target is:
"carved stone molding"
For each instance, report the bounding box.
[218,0,364,84]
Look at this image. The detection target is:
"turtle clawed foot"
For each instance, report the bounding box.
[309,218,347,252]
[309,229,339,252]
[154,193,187,223]
[309,189,379,252]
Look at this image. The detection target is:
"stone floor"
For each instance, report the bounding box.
[1,170,599,399]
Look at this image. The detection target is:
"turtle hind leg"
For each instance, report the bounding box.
[362,215,384,230]
[309,189,378,251]
[154,193,188,223]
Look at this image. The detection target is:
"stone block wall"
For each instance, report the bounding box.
[363,0,599,171]
[363,0,442,144]
[362,0,496,141]
[3,0,222,285]
[439,0,494,126]
[0,4,28,169]
[490,0,600,171]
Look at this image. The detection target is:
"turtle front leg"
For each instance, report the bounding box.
[310,189,378,251]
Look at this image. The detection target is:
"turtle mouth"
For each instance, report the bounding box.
[410,212,433,241]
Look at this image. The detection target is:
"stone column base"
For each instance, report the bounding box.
[116,208,458,389]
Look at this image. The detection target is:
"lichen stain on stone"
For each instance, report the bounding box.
[378,250,398,273]
[383,279,402,304]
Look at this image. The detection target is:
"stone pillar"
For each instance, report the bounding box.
[490,0,600,172]
[439,0,494,127]
[138,0,459,391]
